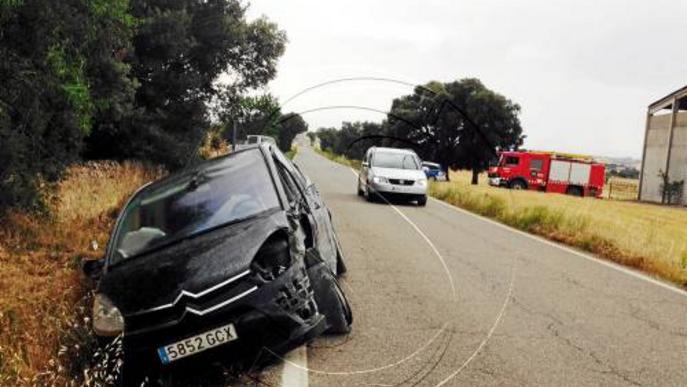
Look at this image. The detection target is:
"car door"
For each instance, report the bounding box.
[272,149,338,271]
[290,162,341,260]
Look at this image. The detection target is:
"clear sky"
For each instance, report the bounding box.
[246,0,687,158]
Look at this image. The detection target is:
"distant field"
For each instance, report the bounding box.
[433,170,687,286]
[604,176,639,201]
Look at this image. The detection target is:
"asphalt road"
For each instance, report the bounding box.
[281,145,687,387]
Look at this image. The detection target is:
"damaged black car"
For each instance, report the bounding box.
[82,144,352,385]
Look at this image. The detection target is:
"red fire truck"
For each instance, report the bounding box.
[487,151,606,198]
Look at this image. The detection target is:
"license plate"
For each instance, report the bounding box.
[157,323,238,364]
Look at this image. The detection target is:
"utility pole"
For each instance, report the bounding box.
[232,119,238,152]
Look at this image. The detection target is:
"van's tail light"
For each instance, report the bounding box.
[251,235,291,281]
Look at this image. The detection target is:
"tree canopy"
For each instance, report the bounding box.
[0,0,286,212]
[0,0,137,210]
[314,79,524,183]
[84,0,286,167]
[317,121,384,160]
[386,78,524,182]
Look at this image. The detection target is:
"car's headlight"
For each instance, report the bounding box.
[416,178,428,187]
[251,235,291,281]
[372,176,389,184]
[93,293,124,337]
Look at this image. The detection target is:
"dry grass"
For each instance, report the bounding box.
[0,161,165,385]
[604,177,639,201]
[432,170,687,286]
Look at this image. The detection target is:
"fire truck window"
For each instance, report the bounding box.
[505,156,519,166]
[531,159,544,171]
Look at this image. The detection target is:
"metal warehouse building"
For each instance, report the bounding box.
[639,86,687,204]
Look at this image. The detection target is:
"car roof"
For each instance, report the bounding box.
[371,146,417,155]
[422,161,440,167]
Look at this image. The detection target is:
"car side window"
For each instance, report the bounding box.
[274,160,301,205]
[291,162,311,189]
[290,161,324,209]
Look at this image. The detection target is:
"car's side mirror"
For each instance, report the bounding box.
[361,161,369,167]
[81,259,105,281]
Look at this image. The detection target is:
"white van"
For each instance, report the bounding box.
[357,147,428,206]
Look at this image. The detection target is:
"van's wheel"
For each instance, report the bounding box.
[509,179,527,190]
[417,195,427,206]
[365,185,376,202]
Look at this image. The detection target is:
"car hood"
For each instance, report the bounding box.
[371,167,426,180]
[99,209,288,314]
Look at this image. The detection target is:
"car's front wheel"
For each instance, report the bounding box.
[118,354,147,387]
[309,263,352,334]
[417,195,427,206]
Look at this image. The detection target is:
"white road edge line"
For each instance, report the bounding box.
[429,197,687,297]
[282,345,308,387]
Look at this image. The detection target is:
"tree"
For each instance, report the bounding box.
[221,93,281,144]
[306,131,316,145]
[84,0,287,168]
[276,112,307,152]
[0,0,136,211]
[315,121,384,160]
[386,79,524,183]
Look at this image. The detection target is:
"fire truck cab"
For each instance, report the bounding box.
[488,151,605,198]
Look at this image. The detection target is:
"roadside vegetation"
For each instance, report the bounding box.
[286,145,299,160]
[315,148,362,170]
[0,161,165,384]
[314,148,687,288]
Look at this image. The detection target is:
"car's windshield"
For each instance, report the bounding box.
[110,150,280,263]
[246,136,259,144]
[372,152,420,170]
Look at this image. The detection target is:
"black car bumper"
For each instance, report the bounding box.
[122,260,324,369]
